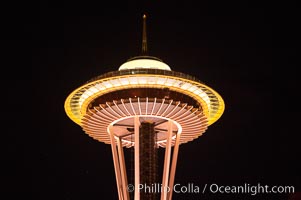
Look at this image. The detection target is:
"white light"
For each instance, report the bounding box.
[89,87,99,93]
[119,59,171,71]
[95,83,105,90]
[103,82,112,88]
[109,79,121,87]
[119,78,129,85]
[188,86,198,93]
[181,83,191,90]
[129,77,138,84]
[138,77,147,84]
[157,77,166,84]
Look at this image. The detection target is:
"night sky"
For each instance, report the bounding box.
[7,0,299,199]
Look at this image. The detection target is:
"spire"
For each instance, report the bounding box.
[142,14,148,55]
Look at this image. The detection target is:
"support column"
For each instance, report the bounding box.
[109,126,123,200]
[161,120,173,200]
[134,116,140,200]
[167,132,181,200]
[117,137,130,200]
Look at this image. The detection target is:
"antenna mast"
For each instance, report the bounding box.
[142,14,148,55]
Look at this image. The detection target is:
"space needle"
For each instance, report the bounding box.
[64,14,225,200]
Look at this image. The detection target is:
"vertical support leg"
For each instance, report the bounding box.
[161,120,173,200]
[134,116,140,200]
[117,137,130,200]
[167,132,181,200]
[109,126,123,200]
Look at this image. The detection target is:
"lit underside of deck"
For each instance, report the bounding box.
[81,97,208,147]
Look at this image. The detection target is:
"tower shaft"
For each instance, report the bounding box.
[139,122,158,200]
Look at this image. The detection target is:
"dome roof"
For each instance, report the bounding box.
[119,58,171,71]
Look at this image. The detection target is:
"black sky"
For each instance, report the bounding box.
[6,0,299,199]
